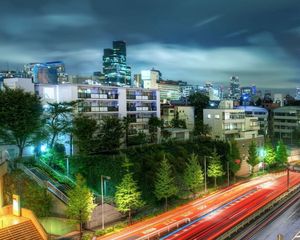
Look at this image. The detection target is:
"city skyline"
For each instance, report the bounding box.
[1,0,300,88]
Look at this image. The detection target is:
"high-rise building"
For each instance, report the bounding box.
[296,87,300,100]
[229,76,240,100]
[24,61,66,84]
[102,41,131,86]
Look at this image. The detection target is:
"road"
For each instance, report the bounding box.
[250,192,300,240]
[163,172,300,240]
[98,172,299,240]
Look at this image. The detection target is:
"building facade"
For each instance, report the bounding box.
[273,106,300,144]
[102,41,131,86]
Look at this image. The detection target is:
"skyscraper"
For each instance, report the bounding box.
[229,76,240,100]
[102,41,132,86]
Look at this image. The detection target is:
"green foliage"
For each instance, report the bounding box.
[188,92,209,120]
[148,117,163,143]
[170,112,187,129]
[45,101,77,148]
[183,153,204,197]
[0,86,43,157]
[66,175,95,224]
[98,116,123,151]
[264,143,276,166]
[72,115,98,155]
[4,171,52,217]
[40,143,66,172]
[115,171,144,224]
[128,131,148,146]
[154,156,178,209]
[247,141,259,174]
[123,116,134,147]
[228,141,241,175]
[275,140,288,166]
[194,119,211,136]
[207,150,224,187]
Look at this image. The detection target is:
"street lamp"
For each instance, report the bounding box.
[259,148,266,173]
[227,161,230,187]
[101,175,111,230]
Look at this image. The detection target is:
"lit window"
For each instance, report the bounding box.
[215,114,220,119]
[208,114,211,119]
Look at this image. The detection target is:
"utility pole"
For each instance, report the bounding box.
[204,156,207,192]
[227,161,230,187]
[287,165,290,192]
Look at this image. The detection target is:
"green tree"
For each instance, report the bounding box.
[194,119,211,136]
[154,156,178,210]
[0,86,43,157]
[99,116,123,151]
[265,143,276,166]
[66,175,95,237]
[115,169,144,224]
[45,101,77,148]
[228,141,241,180]
[123,116,134,147]
[188,92,209,120]
[170,112,187,129]
[148,116,163,143]
[207,150,224,187]
[72,115,98,155]
[183,153,204,198]
[275,140,288,166]
[247,141,259,174]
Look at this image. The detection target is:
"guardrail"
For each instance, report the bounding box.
[17,163,69,205]
[218,184,300,240]
[136,218,191,240]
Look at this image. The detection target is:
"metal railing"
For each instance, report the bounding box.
[46,181,69,204]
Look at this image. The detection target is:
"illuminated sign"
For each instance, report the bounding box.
[13,194,20,216]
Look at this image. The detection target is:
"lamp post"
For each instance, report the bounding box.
[227,161,230,187]
[101,175,111,230]
[287,164,290,192]
[65,156,69,177]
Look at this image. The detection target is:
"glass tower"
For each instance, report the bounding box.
[102,41,132,86]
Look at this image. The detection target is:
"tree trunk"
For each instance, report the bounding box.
[128,209,132,225]
[165,197,168,211]
[18,146,24,158]
[214,177,217,188]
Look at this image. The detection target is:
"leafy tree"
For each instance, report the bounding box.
[123,116,134,147]
[183,153,204,198]
[148,116,163,143]
[40,143,66,172]
[99,116,123,151]
[227,141,241,180]
[72,115,98,155]
[154,156,178,210]
[66,175,95,237]
[170,112,187,129]
[194,119,211,136]
[264,143,276,166]
[115,159,144,224]
[247,141,259,174]
[275,140,288,166]
[207,150,224,187]
[0,86,43,157]
[188,92,209,120]
[45,101,77,148]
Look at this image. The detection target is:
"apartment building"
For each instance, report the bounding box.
[273,106,300,144]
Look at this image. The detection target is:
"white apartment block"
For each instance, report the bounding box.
[4,78,160,135]
[203,108,260,141]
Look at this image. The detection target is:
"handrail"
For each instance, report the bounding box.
[17,163,45,187]
[46,181,69,204]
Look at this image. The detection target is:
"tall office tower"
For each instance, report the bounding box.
[102,40,132,86]
[229,76,240,100]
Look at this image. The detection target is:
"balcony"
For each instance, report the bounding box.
[127,107,157,112]
[78,106,118,113]
[127,95,156,100]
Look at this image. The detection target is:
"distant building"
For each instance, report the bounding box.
[102,41,131,86]
[24,61,66,84]
[273,106,300,145]
[295,87,300,100]
[141,69,160,89]
[157,80,184,103]
[229,76,240,100]
[161,105,195,130]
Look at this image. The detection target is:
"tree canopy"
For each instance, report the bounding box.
[0,86,43,157]
[154,155,178,209]
[275,140,288,166]
[247,141,259,174]
[183,153,204,197]
[207,150,224,187]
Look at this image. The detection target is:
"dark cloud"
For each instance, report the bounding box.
[0,0,300,88]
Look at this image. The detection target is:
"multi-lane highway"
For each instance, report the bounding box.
[98,172,300,240]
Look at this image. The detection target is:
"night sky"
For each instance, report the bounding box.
[1,0,300,89]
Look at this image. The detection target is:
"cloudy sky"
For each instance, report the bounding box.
[1,0,300,89]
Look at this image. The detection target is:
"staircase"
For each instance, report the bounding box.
[0,220,43,240]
